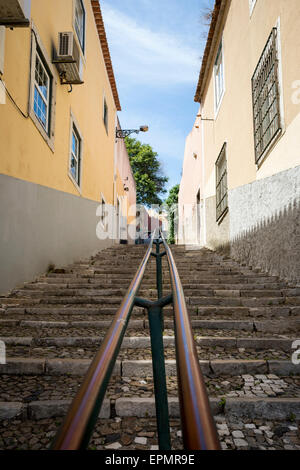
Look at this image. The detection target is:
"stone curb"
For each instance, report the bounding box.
[0,358,45,375]
[210,360,268,375]
[0,402,27,420]
[0,335,296,351]
[28,399,110,420]
[115,397,220,418]
[1,397,300,421]
[225,398,300,420]
[1,358,299,376]
[45,359,121,376]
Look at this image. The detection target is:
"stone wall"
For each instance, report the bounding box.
[0,174,113,294]
[205,195,230,250]
[228,166,300,283]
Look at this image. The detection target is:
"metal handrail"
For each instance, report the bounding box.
[52,230,220,451]
[52,231,157,450]
[160,231,220,450]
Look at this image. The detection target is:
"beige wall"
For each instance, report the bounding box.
[180,0,300,246]
[178,112,203,244]
[0,1,127,292]
[201,0,300,196]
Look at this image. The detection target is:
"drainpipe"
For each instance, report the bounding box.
[113,114,118,244]
[201,104,207,246]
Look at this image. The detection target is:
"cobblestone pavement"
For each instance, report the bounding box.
[0,375,299,402]
[0,416,299,450]
[0,245,299,450]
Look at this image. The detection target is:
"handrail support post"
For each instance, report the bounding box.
[147,304,171,451]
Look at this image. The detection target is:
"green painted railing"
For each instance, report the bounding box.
[52,231,220,450]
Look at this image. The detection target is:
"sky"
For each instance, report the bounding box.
[100,0,215,197]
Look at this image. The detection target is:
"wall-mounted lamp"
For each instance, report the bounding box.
[116,125,149,139]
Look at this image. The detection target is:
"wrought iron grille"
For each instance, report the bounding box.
[252,28,281,164]
[216,143,228,222]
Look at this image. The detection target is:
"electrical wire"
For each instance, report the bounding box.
[0,76,29,118]
[0,28,39,119]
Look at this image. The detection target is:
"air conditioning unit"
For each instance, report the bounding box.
[53,32,83,85]
[0,0,31,27]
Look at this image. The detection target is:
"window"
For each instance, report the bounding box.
[214,41,225,112]
[251,28,281,164]
[103,96,108,132]
[100,197,105,223]
[0,26,5,75]
[75,0,85,52]
[29,27,56,150]
[216,143,228,222]
[69,122,82,187]
[249,0,257,16]
[34,51,51,133]
[100,196,108,230]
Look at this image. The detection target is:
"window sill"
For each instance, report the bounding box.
[216,207,228,225]
[214,90,225,120]
[249,0,258,18]
[256,127,284,170]
[68,172,82,195]
[29,111,55,153]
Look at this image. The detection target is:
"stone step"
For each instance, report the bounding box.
[1,318,298,333]
[189,297,299,307]
[1,397,299,423]
[2,306,299,322]
[1,358,299,377]
[1,335,297,351]
[24,281,287,291]
[14,286,294,301]
[6,295,297,308]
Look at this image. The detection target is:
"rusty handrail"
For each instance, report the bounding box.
[160,231,221,450]
[52,231,157,450]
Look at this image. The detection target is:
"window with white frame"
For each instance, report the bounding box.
[33,51,51,133]
[100,196,108,229]
[75,0,85,52]
[29,27,56,149]
[103,96,108,132]
[249,0,257,16]
[70,123,82,187]
[0,26,5,75]
[214,41,225,111]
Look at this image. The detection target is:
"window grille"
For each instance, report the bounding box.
[252,28,281,164]
[216,143,228,222]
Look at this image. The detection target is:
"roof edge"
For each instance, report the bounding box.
[91,0,121,111]
[194,0,228,103]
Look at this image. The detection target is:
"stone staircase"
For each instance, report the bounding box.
[0,244,299,450]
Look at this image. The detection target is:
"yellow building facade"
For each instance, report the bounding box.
[0,0,136,294]
[179,0,300,282]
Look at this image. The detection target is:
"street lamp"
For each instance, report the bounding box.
[116,125,149,139]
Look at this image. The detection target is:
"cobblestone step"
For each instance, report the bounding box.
[2,415,300,450]
[0,243,299,450]
[0,320,298,336]
[1,374,299,404]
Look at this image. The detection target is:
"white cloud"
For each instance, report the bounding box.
[101,4,201,86]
